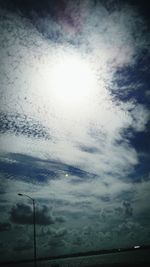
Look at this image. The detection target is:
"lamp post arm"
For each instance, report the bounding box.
[18,193,34,202]
[23,194,34,202]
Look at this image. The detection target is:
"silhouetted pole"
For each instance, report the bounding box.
[18,193,37,267]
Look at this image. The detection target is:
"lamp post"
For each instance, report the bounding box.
[18,193,37,267]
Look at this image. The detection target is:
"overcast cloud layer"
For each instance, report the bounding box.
[0,0,150,264]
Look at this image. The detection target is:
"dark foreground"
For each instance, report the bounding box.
[0,246,150,267]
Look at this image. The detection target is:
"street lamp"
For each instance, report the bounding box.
[18,193,37,267]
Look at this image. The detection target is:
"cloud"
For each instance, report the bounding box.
[50,228,68,238]
[117,221,144,235]
[46,227,69,255]
[98,231,111,242]
[0,112,50,139]
[122,201,133,217]
[72,235,83,246]
[0,222,11,232]
[48,237,66,249]
[0,1,149,190]
[0,152,99,186]
[39,226,66,236]
[0,153,60,184]
[55,216,66,223]
[10,203,55,225]
[77,144,99,154]
[13,238,32,252]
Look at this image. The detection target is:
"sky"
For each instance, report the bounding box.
[0,0,150,264]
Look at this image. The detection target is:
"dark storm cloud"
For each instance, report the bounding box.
[95,195,111,202]
[55,216,66,223]
[114,207,123,215]
[48,237,66,249]
[114,190,134,203]
[0,222,11,231]
[74,200,91,208]
[46,228,68,253]
[39,225,68,239]
[123,201,133,217]
[10,203,55,225]
[13,238,32,252]
[111,200,133,218]
[72,235,83,246]
[51,228,68,238]
[117,221,143,236]
[114,205,132,219]
[49,198,70,207]
[0,112,50,140]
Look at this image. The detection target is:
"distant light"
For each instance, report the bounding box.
[65,174,69,177]
[134,245,140,249]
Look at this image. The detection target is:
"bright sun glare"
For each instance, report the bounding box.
[49,54,96,108]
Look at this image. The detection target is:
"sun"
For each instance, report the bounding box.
[32,50,98,115]
[49,54,96,108]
